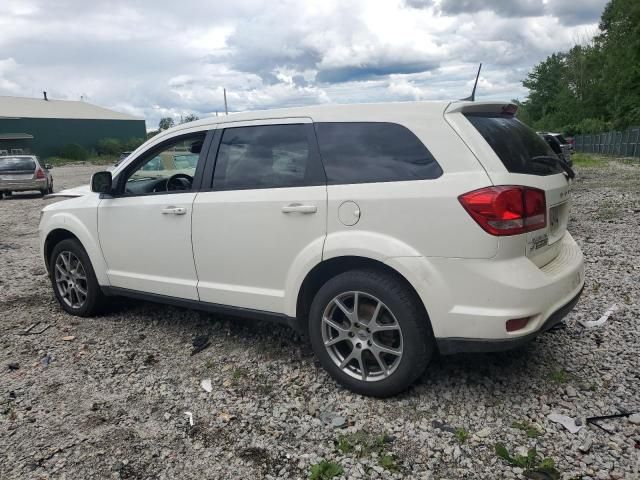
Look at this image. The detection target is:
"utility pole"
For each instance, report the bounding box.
[223,88,228,115]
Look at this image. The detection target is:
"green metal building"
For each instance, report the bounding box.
[0,94,146,158]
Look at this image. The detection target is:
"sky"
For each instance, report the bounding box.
[0,0,608,130]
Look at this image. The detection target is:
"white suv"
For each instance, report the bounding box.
[39,101,584,397]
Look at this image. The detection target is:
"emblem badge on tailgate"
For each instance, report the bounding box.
[528,233,548,253]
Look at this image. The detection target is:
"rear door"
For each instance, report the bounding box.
[191,119,327,314]
[445,103,572,267]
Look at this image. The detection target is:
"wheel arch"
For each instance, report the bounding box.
[294,255,433,337]
[42,220,110,286]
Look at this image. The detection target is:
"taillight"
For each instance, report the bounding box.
[35,168,45,179]
[458,186,546,236]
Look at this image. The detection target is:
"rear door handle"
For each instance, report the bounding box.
[281,203,317,214]
[162,206,187,215]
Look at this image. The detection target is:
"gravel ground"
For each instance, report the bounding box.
[1,160,639,480]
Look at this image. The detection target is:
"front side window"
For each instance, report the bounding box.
[123,134,205,195]
[314,122,442,185]
[212,124,314,190]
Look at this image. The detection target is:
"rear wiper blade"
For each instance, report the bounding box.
[531,155,575,180]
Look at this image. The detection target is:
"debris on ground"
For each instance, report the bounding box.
[62,335,76,341]
[319,412,347,428]
[200,379,212,393]
[547,413,583,434]
[586,411,640,432]
[40,354,53,368]
[184,411,194,426]
[190,335,210,355]
[432,419,457,433]
[579,303,618,328]
[7,362,20,371]
[17,321,51,335]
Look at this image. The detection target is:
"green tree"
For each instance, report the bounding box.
[158,117,175,130]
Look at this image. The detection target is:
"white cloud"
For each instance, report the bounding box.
[0,0,607,128]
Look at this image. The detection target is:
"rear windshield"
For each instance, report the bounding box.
[465,115,563,175]
[0,157,36,172]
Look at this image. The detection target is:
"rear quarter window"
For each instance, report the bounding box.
[465,115,563,175]
[314,122,442,185]
[0,157,36,172]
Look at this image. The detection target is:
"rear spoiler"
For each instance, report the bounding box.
[445,101,518,116]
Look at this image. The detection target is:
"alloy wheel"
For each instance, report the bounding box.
[54,251,88,309]
[321,291,403,382]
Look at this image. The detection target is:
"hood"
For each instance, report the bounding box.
[44,184,91,198]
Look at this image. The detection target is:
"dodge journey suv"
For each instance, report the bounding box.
[39,101,584,397]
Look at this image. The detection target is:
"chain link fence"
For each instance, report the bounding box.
[574,127,640,158]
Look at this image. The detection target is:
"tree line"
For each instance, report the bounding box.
[517,0,639,135]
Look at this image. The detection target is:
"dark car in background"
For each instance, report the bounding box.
[538,132,573,167]
[0,155,53,198]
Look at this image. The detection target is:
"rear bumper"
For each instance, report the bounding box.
[387,232,585,353]
[436,285,584,354]
[0,179,47,191]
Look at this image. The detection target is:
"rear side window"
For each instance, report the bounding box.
[465,115,563,175]
[314,122,442,184]
[0,157,36,172]
[213,124,322,190]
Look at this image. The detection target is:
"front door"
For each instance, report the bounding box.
[192,120,327,314]
[98,130,211,300]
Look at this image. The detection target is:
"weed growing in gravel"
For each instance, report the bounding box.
[511,421,543,438]
[378,454,399,472]
[308,460,343,480]
[232,367,249,380]
[495,443,560,479]
[455,428,470,443]
[335,430,392,457]
[548,369,569,384]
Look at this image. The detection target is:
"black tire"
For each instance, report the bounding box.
[40,189,47,196]
[0,192,3,200]
[48,184,54,194]
[49,238,106,317]
[308,269,434,397]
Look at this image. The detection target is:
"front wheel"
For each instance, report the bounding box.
[309,269,434,397]
[49,238,106,316]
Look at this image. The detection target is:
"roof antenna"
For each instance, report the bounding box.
[223,88,228,115]
[43,91,48,101]
[461,63,482,101]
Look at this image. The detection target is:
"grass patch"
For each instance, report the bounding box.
[572,153,606,168]
[495,443,560,479]
[455,428,470,443]
[511,421,543,438]
[309,460,343,480]
[45,155,118,167]
[548,369,569,384]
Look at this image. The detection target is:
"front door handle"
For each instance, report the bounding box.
[162,206,187,215]
[281,203,317,214]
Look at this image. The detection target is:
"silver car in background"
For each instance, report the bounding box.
[0,155,53,198]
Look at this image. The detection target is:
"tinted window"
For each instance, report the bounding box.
[213,124,316,190]
[465,115,563,175]
[0,157,36,172]
[314,122,441,184]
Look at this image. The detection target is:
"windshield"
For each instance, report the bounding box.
[0,157,36,172]
[465,115,563,176]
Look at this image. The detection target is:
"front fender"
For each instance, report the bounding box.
[40,209,110,286]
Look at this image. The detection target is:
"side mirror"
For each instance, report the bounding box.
[91,171,113,194]
[44,164,53,169]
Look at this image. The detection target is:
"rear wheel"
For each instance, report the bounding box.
[49,238,106,316]
[309,269,433,397]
